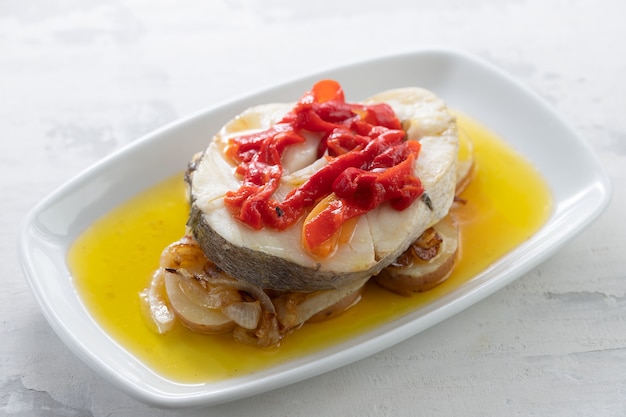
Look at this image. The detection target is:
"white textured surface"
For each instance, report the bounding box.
[2,0,625,416]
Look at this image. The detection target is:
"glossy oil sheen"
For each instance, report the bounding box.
[68,113,552,383]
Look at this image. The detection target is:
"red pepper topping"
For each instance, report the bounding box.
[223,80,424,255]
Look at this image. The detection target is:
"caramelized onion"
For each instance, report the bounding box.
[223,301,262,330]
[163,270,234,334]
[138,268,176,334]
[274,278,367,328]
[172,267,241,309]
[232,311,282,348]
[160,235,210,276]
[200,267,276,315]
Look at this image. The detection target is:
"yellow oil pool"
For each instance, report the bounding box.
[68,112,552,383]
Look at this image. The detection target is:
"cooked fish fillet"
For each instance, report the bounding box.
[188,87,458,291]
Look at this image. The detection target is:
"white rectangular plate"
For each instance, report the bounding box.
[19,48,611,408]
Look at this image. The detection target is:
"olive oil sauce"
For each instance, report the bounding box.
[68,113,552,383]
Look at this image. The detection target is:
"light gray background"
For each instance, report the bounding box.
[2,0,625,415]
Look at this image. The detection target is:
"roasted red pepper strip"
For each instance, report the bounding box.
[223,80,424,254]
[302,197,366,254]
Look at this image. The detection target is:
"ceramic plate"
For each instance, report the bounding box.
[19,48,611,408]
